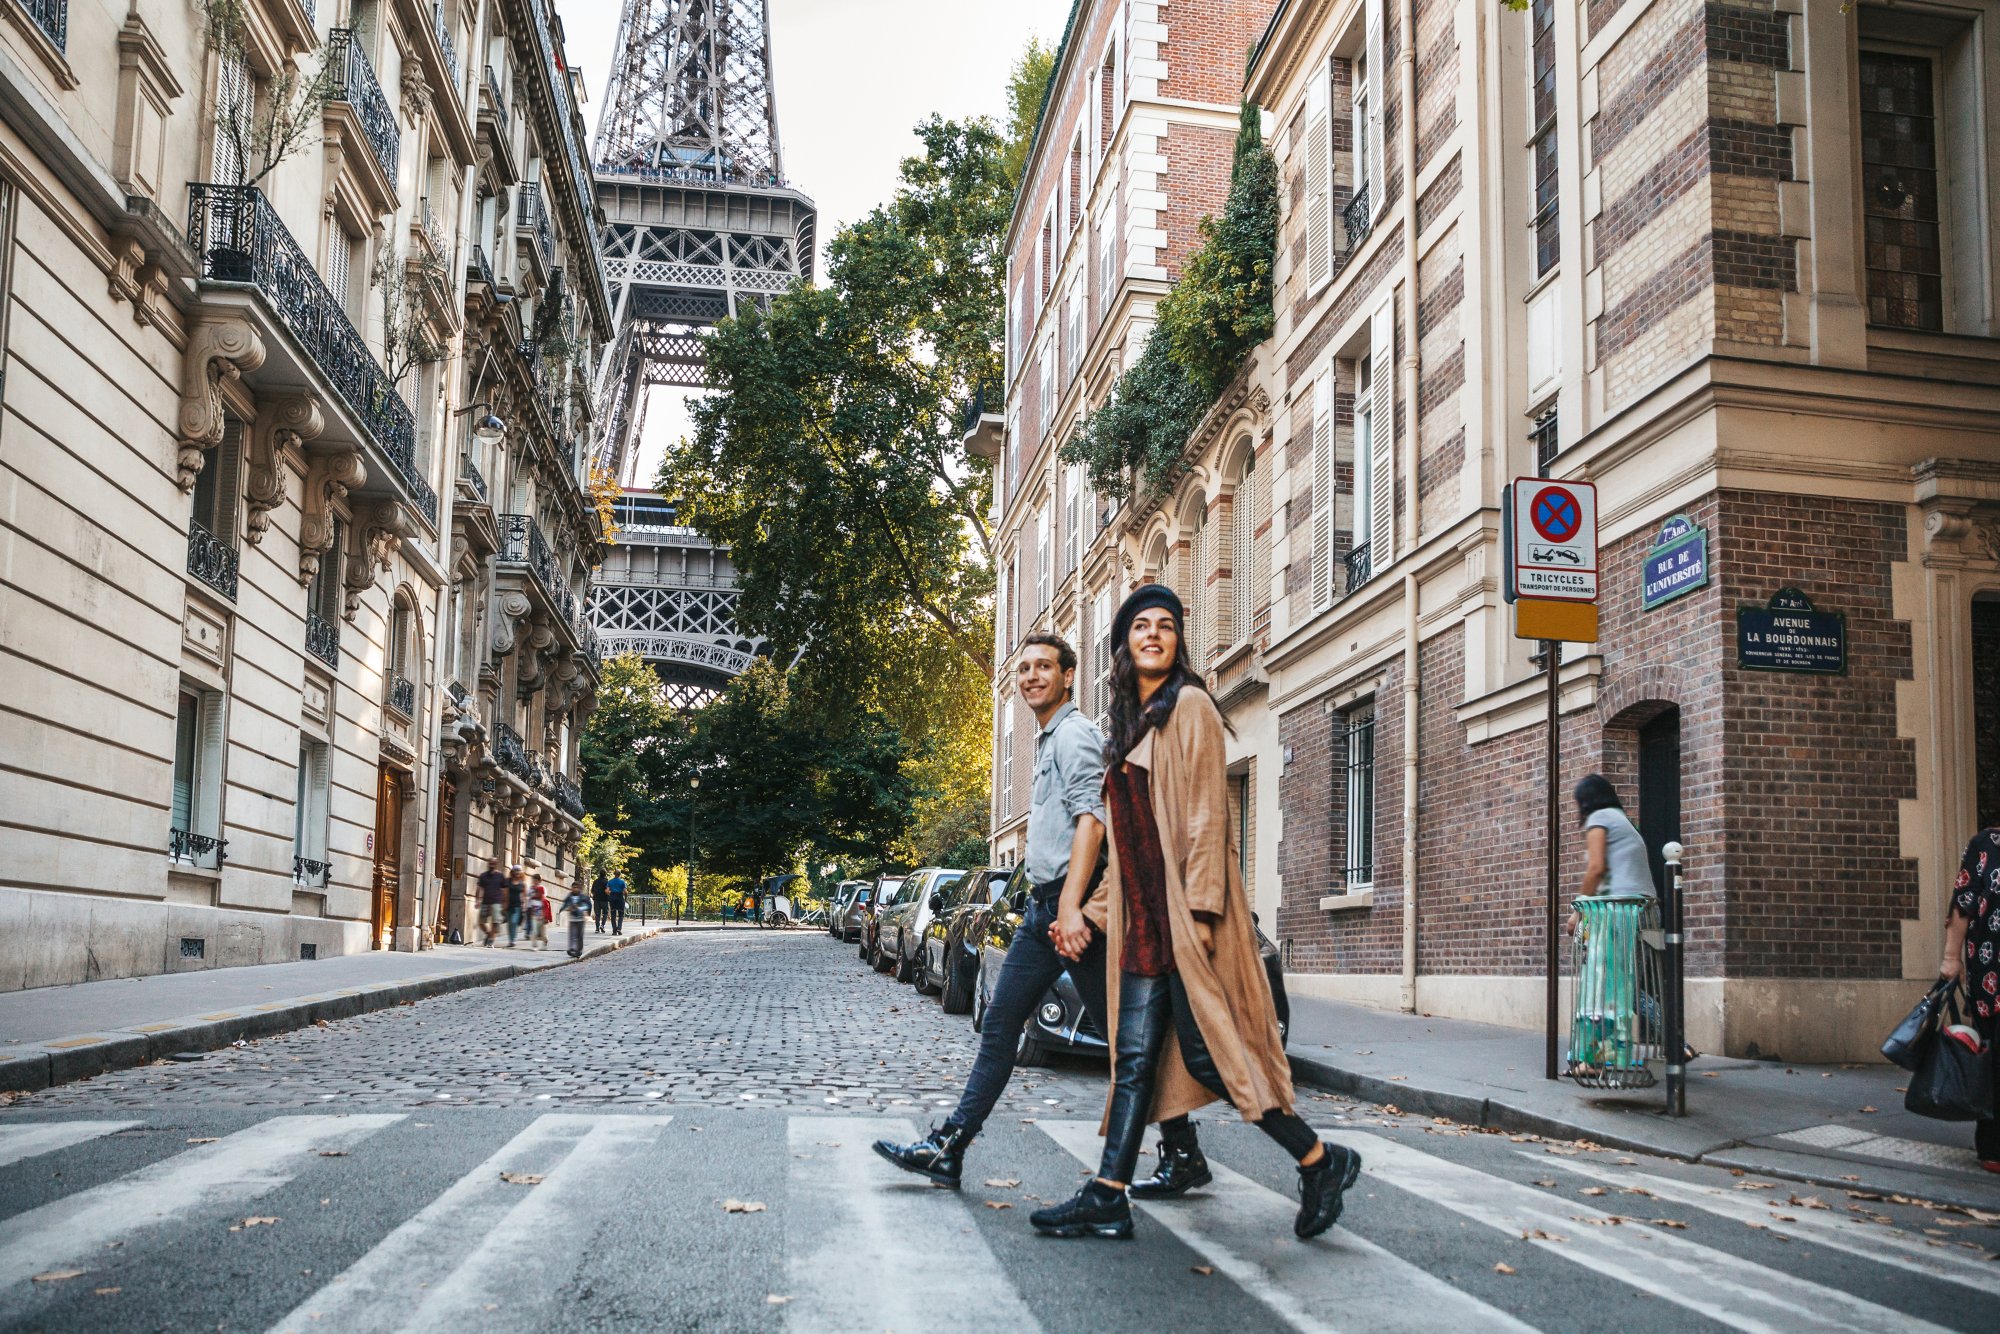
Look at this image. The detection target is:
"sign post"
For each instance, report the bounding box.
[1506,479,1600,1082]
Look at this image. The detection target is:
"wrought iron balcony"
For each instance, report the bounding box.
[15,0,65,51]
[467,243,495,290]
[169,828,227,866]
[418,196,448,260]
[459,453,488,502]
[1343,182,1373,252]
[187,184,437,526]
[293,854,331,887]
[187,520,239,600]
[388,674,417,719]
[481,65,511,139]
[493,722,533,783]
[1344,542,1374,594]
[327,29,400,185]
[445,679,474,714]
[552,772,585,819]
[516,182,554,270]
[306,610,340,668]
[431,2,459,86]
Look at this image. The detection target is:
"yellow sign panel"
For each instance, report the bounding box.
[1514,597,1599,643]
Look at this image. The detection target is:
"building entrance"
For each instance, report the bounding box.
[1637,707,1682,895]
[371,764,405,949]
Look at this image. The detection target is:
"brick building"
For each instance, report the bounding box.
[990,0,2000,1062]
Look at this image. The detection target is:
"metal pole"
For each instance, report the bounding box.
[687,793,696,925]
[1545,638,1561,1082]
[1663,840,1686,1116]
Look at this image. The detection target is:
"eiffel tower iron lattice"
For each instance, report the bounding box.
[590,0,816,487]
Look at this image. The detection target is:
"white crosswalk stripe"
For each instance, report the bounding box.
[1037,1119,1534,1333]
[0,1120,140,1169]
[266,1114,672,1334]
[783,1117,1040,1333]
[1342,1131,1954,1334]
[0,1113,403,1312]
[1532,1153,2000,1298]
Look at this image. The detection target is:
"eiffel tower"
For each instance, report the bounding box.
[591,0,817,484]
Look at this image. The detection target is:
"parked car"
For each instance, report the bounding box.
[841,881,878,945]
[828,880,868,938]
[863,873,913,969]
[971,874,1293,1063]
[919,865,1014,1012]
[883,868,967,983]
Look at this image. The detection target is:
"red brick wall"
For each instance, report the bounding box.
[1160,1,1275,105]
[1164,123,1238,279]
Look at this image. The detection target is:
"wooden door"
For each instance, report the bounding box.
[371,763,405,949]
[433,777,457,943]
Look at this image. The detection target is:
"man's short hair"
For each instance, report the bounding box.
[1018,632,1077,674]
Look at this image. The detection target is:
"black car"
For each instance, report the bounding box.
[917,865,1012,1010]
[859,873,905,963]
[971,872,1292,1064]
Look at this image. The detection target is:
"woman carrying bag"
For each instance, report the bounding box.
[1941,828,2000,1170]
[1029,584,1362,1242]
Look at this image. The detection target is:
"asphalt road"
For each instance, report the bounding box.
[0,932,1992,1332]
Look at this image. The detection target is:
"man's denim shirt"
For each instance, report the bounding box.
[1025,699,1109,887]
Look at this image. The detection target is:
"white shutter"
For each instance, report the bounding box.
[1305,73,1331,291]
[1094,588,1113,718]
[196,690,227,849]
[1001,705,1014,818]
[1310,373,1333,609]
[172,693,198,834]
[1365,0,1387,221]
[1369,298,1396,560]
[1252,458,1271,636]
[213,419,243,544]
[1231,468,1253,645]
[212,49,249,185]
[1065,463,1081,572]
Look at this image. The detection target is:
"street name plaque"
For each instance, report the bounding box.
[1737,588,1846,674]
[1641,514,1708,610]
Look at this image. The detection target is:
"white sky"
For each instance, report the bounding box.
[559,0,1076,485]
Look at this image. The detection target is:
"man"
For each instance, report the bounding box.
[591,869,610,934]
[606,868,628,935]
[504,866,527,948]
[476,858,508,947]
[873,633,1208,1192]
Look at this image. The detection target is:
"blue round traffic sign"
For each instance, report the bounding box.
[1531,487,1582,543]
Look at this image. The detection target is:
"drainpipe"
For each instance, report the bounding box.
[1397,0,1421,1013]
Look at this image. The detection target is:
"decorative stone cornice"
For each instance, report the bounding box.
[344,502,410,620]
[177,317,265,490]
[300,449,366,585]
[245,395,323,544]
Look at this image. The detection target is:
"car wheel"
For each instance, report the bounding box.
[941,952,972,1015]
[871,939,888,972]
[971,965,988,1032]
[895,943,918,985]
[1015,1026,1050,1067]
[858,935,870,962]
[913,946,938,995]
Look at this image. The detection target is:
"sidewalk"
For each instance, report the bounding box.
[0,917,722,1093]
[1285,994,2000,1210]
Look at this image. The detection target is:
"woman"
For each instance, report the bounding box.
[1941,828,2000,1171]
[526,875,550,951]
[1029,584,1362,1242]
[1563,774,1654,941]
[504,866,527,948]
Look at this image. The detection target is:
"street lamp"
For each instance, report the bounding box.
[686,774,698,925]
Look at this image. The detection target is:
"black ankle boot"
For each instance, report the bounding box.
[871,1122,974,1188]
[1030,1180,1133,1240]
[1295,1142,1363,1239]
[1129,1138,1212,1199]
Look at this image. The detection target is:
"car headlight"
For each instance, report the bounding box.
[1039,1001,1064,1027]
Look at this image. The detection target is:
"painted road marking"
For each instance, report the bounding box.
[0,1121,140,1170]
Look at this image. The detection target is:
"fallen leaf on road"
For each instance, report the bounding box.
[984,1202,1013,1210]
[1383,1105,1403,1116]
[1531,1179,1557,1188]
[242,1217,278,1228]
[1847,1190,1886,1201]
[499,1173,543,1186]
[1651,1219,1687,1230]
[31,1271,85,1283]
[93,1287,119,1295]
[1743,1221,1766,1230]
[1735,1182,1775,1191]
[318,1151,348,1158]
[984,1179,1020,1188]
[1523,1229,1567,1243]
[1788,1194,1828,1210]
[1771,1214,1798,1223]
[723,1199,766,1214]
[1493,1263,1516,1275]
[1580,1187,1607,1197]
[766,1295,792,1305]
[186,1138,218,1145]
[1622,1187,1654,1198]
[1729,1168,1745,1177]
[1859,1106,1878,1114]
[1702,1072,1720,1078]
[1190,1265,1214,1276]
[1387,1075,1408,1081]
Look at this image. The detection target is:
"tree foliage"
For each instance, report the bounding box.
[1001,38,1058,188]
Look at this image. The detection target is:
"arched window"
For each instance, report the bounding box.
[386,597,417,719]
[1231,451,1257,648]
[1188,504,1209,671]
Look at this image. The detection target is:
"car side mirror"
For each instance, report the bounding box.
[928,891,943,912]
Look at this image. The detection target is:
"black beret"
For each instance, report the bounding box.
[1111,583,1186,652]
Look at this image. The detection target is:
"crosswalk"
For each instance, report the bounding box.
[0,1112,1986,1332]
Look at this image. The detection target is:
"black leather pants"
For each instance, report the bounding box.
[1098,970,1319,1185]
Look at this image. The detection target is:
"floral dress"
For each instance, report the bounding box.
[1951,829,2000,1028]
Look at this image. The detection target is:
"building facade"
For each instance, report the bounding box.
[993,0,2000,1062]
[0,0,606,986]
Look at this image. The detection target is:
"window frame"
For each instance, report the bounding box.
[1341,702,1377,892]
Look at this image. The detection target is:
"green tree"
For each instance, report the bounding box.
[1000,38,1058,188]
[579,653,687,881]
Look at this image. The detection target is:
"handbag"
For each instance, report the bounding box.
[1904,986,1995,1122]
[1882,979,1952,1071]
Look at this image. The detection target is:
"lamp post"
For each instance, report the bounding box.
[685,775,697,925]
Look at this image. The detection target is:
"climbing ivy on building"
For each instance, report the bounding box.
[1064,92,1277,499]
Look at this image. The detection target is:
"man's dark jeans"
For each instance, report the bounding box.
[608,896,625,933]
[948,891,1106,1138]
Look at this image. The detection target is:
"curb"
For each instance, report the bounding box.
[0,927,668,1096]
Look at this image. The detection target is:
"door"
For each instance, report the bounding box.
[1637,707,1682,897]
[433,777,457,943]
[371,763,406,949]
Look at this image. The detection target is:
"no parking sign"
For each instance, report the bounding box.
[1508,478,1598,602]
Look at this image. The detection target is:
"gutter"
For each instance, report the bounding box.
[1397,0,1421,1013]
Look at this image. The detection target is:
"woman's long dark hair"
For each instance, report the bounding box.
[1574,773,1623,827]
[1104,615,1228,761]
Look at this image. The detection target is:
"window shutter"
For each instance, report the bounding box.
[309,741,331,861]
[1310,373,1333,609]
[197,690,227,845]
[1369,299,1396,559]
[213,50,249,186]
[172,693,198,834]
[213,419,243,544]
[1231,471,1253,647]
[1065,464,1081,573]
[1305,75,1331,291]
[1365,0,1387,221]
[1252,458,1272,638]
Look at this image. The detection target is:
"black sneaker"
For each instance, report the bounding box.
[1030,1181,1133,1240]
[1129,1139,1212,1200]
[1295,1142,1362,1238]
[871,1122,973,1188]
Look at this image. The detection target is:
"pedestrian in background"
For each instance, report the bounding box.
[477,858,507,947]
[1031,585,1359,1243]
[1941,826,2000,1171]
[562,881,593,957]
[526,875,550,951]
[607,868,628,935]
[591,869,611,934]
[505,866,527,948]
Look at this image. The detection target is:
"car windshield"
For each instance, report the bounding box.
[934,872,968,910]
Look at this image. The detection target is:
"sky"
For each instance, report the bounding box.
[557,0,1077,483]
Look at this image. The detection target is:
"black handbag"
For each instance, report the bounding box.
[1882,979,1952,1071]
[1904,987,1995,1122]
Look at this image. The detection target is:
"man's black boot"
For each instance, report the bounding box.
[871,1122,973,1188]
[1029,1179,1134,1240]
[1129,1137,1212,1199]
[1295,1142,1363,1239]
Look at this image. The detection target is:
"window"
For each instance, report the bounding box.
[212,47,251,185]
[1034,504,1051,611]
[1342,704,1376,890]
[1232,455,1256,646]
[294,739,330,885]
[386,599,416,718]
[188,420,242,600]
[307,519,343,667]
[1189,506,1210,670]
[171,687,227,869]
[1235,771,1252,880]
[1064,462,1082,574]
[1093,587,1113,719]
[1531,405,1560,476]
[1097,214,1116,318]
[1001,701,1015,819]
[1038,341,1054,432]
[1528,0,1559,279]
[1066,277,1085,383]
[1859,50,1941,331]
[1352,54,1372,216]
[1310,372,1333,609]
[1353,358,1374,557]
[1304,65,1332,291]
[326,226,357,317]
[1007,554,1019,648]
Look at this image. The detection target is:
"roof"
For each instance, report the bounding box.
[1004,0,1088,251]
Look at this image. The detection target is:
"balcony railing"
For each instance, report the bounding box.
[431,2,459,86]
[516,182,554,269]
[481,65,511,140]
[467,243,494,290]
[494,722,533,784]
[1343,182,1373,252]
[15,0,65,51]
[293,854,331,887]
[388,674,416,718]
[169,828,227,866]
[552,772,585,819]
[187,521,239,600]
[306,610,340,668]
[1344,542,1374,594]
[459,453,488,501]
[418,196,448,260]
[326,29,399,186]
[498,513,592,650]
[188,184,437,525]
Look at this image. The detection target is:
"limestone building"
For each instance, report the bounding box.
[0,0,606,984]
[993,0,2000,1062]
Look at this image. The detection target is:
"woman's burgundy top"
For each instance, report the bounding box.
[1108,761,1175,977]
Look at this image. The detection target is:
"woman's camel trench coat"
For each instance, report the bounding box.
[1082,687,1295,1128]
